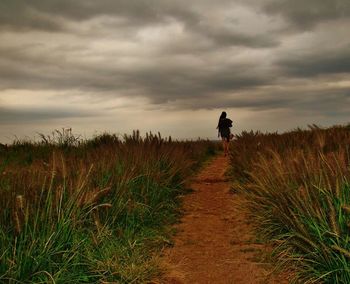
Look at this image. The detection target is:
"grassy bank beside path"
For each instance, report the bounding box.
[229,124,350,283]
[0,130,218,283]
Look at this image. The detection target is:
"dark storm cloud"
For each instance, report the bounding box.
[118,62,274,103]
[0,0,350,119]
[174,95,294,111]
[190,24,279,48]
[0,106,94,124]
[284,88,350,118]
[0,0,199,32]
[0,40,275,101]
[172,86,350,115]
[0,49,274,103]
[278,49,350,77]
[0,0,281,106]
[0,1,63,31]
[263,0,350,30]
[0,0,278,48]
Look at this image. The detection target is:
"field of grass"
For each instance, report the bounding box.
[6,124,350,283]
[229,124,350,283]
[0,129,217,283]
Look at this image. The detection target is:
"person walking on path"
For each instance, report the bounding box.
[217,111,233,156]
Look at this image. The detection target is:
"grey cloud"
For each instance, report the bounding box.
[0,0,349,119]
[280,88,350,116]
[0,106,95,124]
[190,87,350,115]
[117,61,275,103]
[163,7,279,49]
[288,89,350,117]
[0,1,65,32]
[0,0,195,31]
[0,0,278,49]
[1,0,284,116]
[173,95,294,111]
[0,41,276,103]
[190,24,279,49]
[278,49,350,77]
[263,0,350,30]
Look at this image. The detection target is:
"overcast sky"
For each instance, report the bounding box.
[1,0,350,143]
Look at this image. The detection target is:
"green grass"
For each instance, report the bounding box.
[0,130,218,283]
[229,124,350,283]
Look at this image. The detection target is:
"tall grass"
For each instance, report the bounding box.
[229,124,350,283]
[0,130,217,283]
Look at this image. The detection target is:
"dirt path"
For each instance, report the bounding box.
[162,155,289,284]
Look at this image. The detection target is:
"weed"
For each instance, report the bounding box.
[229,124,350,283]
[0,131,218,283]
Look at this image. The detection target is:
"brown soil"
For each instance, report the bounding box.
[161,155,290,284]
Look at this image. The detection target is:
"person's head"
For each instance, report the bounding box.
[219,111,227,120]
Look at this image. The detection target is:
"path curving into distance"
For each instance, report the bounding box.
[162,155,290,284]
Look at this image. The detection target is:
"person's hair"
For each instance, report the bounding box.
[217,111,227,128]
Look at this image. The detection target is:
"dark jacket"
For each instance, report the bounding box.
[218,118,232,138]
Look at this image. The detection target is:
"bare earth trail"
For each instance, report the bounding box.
[162,155,289,284]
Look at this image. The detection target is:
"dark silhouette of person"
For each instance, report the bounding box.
[217,111,233,156]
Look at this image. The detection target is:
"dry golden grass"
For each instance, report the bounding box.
[0,130,218,283]
[229,124,350,283]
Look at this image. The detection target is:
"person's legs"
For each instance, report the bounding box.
[222,137,226,156]
[222,138,229,156]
